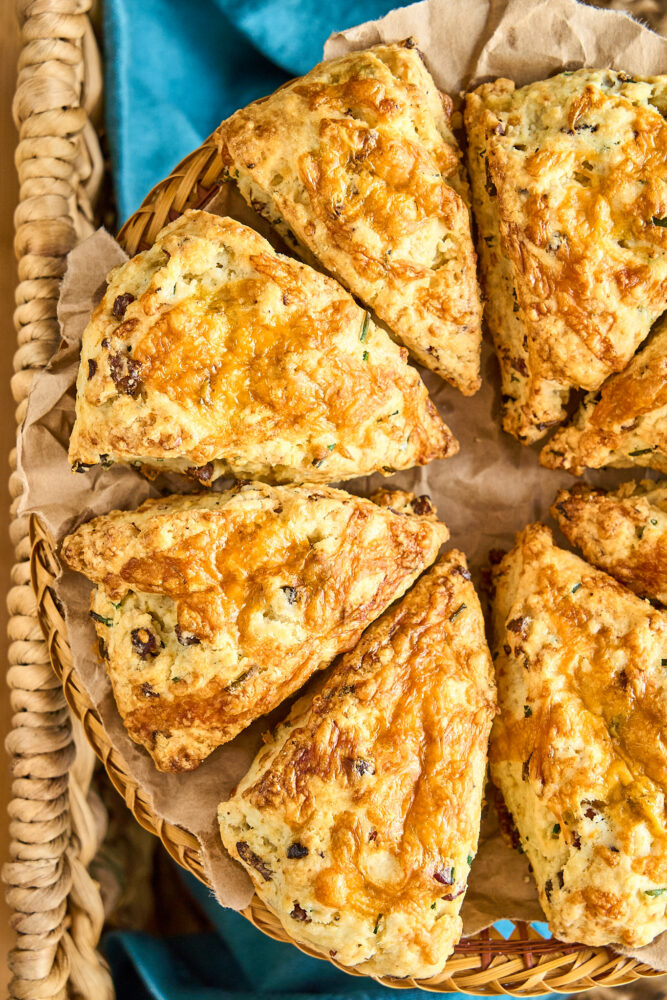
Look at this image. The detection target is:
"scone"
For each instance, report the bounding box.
[219,552,496,978]
[465,69,667,443]
[490,523,667,947]
[552,480,667,606]
[61,483,448,771]
[68,210,457,484]
[541,315,667,474]
[217,41,483,395]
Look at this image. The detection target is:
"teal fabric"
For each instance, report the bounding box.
[102,0,409,221]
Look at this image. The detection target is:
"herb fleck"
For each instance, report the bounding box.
[90,610,113,627]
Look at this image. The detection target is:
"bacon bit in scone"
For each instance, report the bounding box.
[187,462,215,485]
[112,292,135,319]
[411,495,435,516]
[452,564,472,580]
[545,878,554,901]
[441,887,465,902]
[131,627,159,659]
[236,841,273,881]
[286,843,309,859]
[507,616,530,638]
[434,866,455,885]
[175,625,201,646]
[281,586,299,604]
[108,352,143,397]
[141,682,160,698]
[87,359,97,378]
[290,901,311,922]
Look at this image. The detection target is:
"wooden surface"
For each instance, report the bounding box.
[1,7,21,997]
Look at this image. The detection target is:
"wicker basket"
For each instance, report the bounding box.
[8,1,667,997]
[26,131,667,994]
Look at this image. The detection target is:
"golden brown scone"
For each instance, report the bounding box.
[490,523,667,948]
[61,483,448,772]
[219,552,496,978]
[551,480,667,606]
[541,316,667,474]
[217,41,482,395]
[465,70,667,443]
[68,210,456,485]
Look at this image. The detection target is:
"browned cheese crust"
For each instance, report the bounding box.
[541,315,667,474]
[69,210,456,484]
[552,480,667,606]
[61,483,448,771]
[217,41,482,395]
[465,70,667,443]
[491,524,667,947]
[219,552,496,978]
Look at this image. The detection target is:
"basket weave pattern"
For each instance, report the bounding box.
[8,0,667,996]
[31,134,667,993]
[6,2,112,999]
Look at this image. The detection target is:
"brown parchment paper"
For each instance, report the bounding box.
[15,0,667,967]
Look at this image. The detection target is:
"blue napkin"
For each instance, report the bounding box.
[103,0,410,221]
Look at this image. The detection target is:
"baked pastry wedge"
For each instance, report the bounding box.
[552,480,667,606]
[61,483,448,772]
[219,552,496,978]
[217,41,482,395]
[68,210,457,485]
[465,69,667,443]
[491,523,667,947]
[541,315,667,474]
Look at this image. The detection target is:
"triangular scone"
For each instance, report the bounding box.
[219,552,496,979]
[69,210,457,484]
[465,70,667,443]
[490,524,667,947]
[541,316,667,474]
[217,42,482,395]
[552,480,667,606]
[61,483,448,772]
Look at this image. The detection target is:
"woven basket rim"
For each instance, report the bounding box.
[30,131,667,996]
